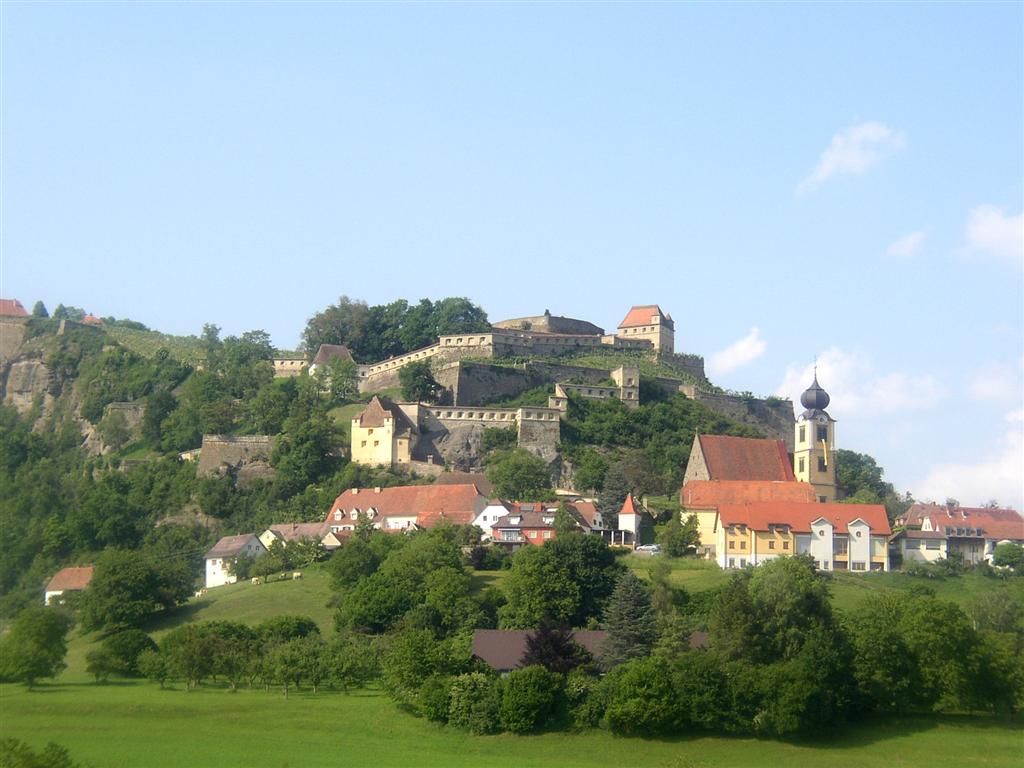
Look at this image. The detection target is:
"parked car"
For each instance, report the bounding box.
[635,544,661,554]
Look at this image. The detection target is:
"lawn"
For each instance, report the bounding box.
[2,682,1020,768]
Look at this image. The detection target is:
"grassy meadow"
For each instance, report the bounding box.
[4,559,1022,767]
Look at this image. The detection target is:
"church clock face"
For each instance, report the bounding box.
[815,415,828,425]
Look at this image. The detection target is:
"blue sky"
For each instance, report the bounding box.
[2,3,1021,508]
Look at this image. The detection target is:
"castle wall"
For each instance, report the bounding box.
[516,408,561,463]
[0,317,27,364]
[196,435,276,477]
[679,386,795,449]
[493,314,604,336]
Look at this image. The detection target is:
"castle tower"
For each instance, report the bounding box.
[616,305,675,354]
[793,373,837,503]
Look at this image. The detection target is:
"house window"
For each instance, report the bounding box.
[926,540,941,550]
[334,511,342,521]
[905,539,921,550]
[373,440,379,447]
[361,441,367,447]
[768,540,775,550]
[799,425,806,443]
[851,562,866,571]
[728,558,735,568]
[739,541,747,550]
[367,428,373,435]
[822,561,829,569]
[739,558,746,567]
[728,541,735,550]
[543,531,552,539]
[782,541,790,550]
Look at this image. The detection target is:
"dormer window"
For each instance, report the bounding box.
[351,508,360,519]
[334,510,342,521]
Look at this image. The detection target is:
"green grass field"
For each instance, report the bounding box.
[10,561,1022,767]
[1,682,1020,768]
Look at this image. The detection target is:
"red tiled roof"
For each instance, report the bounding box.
[313,343,354,365]
[618,305,671,329]
[82,314,103,326]
[682,480,817,507]
[900,503,1024,541]
[619,492,644,518]
[570,500,600,528]
[45,566,94,592]
[696,434,796,482]
[0,299,28,317]
[330,484,487,528]
[718,501,891,535]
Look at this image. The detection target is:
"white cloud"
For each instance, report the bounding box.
[914,409,1024,510]
[968,361,1022,403]
[708,328,766,377]
[796,122,904,196]
[883,230,926,260]
[963,205,1023,267]
[776,347,945,418]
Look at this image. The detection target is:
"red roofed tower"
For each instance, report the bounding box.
[617,305,674,354]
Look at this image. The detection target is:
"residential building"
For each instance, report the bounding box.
[793,374,837,502]
[490,501,594,549]
[307,343,355,376]
[44,566,94,605]
[682,434,795,485]
[615,305,675,354]
[327,483,488,533]
[892,502,1024,565]
[258,522,330,552]
[474,498,513,540]
[680,479,818,555]
[716,501,890,572]
[204,534,267,588]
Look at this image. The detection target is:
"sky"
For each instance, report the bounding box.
[2,2,1022,509]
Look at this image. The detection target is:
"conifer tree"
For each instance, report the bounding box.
[600,571,657,670]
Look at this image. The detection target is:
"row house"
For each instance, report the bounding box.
[327,483,488,533]
[490,500,599,549]
[716,501,891,572]
[891,502,1024,565]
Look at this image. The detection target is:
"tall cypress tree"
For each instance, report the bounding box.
[600,571,657,670]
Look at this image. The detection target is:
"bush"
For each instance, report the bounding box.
[447,672,502,734]
[602,656,683,736]
[498,665,563,733]
[86,647,118,683]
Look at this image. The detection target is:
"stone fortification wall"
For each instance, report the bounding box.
[517,408,561,463]
[493,313,604,336]
[679,386,795,449]
[659,352,706,381]
[197,435,276,478]
[0,317,27,364]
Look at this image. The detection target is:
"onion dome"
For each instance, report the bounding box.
[800,374,830,411]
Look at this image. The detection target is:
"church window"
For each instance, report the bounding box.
[819,496,827,503]
[798,457,805,473]
[817,425,828,442]
[818,457,827,472]
[799,425,806,443]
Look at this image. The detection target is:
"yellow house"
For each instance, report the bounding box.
[350,396,417,468]
[616,305,675,354]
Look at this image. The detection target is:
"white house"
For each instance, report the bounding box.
[44,566,94,605]
[204,534,267,588]
[473,499,513,540]
[893,502,1024,565]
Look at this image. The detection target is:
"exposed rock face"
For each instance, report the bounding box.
[427,423,486,471]
[0,319,27,364]
[196,435,277,482]
[81,401,146,455]
[2,360,53,415]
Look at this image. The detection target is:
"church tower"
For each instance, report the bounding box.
[793,373,837,502]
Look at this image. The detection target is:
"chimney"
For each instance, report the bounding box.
[374,487,382,493]
[352,488,359,495]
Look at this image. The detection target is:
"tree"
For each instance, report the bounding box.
[79,550,163,631]
[993,542,1024,570]
[601,656,683,736]
[0,607,72,688]
[137,649,169,688]
[553,503,578,538]
[500,548,581,628]
[657,513,700,557]
[597,462,631,527]
[499,665,563,733]
[314,356,358,404]
[327,536,381,589]
[600,572,656,669]
[521,616,592,674]
[0,739,85,768]
[98,408,131,451]
[85,648,118,683]
[399,360,443,403]
[31,301,48,318]
[101,629,158,676]
[485,449,553,500]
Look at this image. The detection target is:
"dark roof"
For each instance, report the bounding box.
[435,471,494,497]
[266,522,329,541]
[471,629,608,671]
[697,434,796,482]
[204,534,263,559]
[313,343,354,365]
[354,396,416,432]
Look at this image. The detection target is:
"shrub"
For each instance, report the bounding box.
[602,656,683,736]
[416,674,454,723]
[499,665,563,733]
[102,629,158,676]
[86,647,118,683]
[447,672,502,734]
